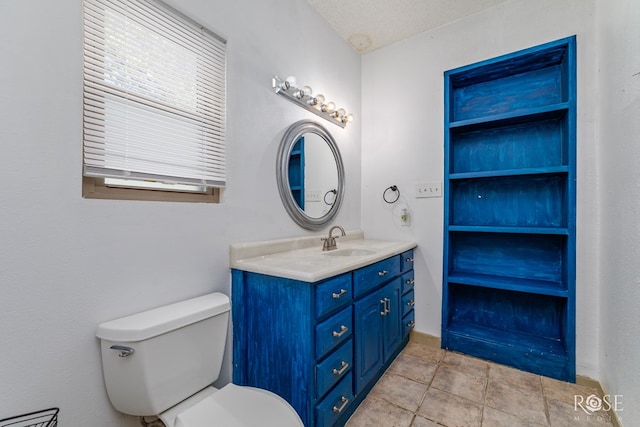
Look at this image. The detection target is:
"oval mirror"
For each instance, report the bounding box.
[276,120,345,230]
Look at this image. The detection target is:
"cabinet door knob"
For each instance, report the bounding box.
[332,396,349,414]
[407,320,415,328]
[406,279,415,285]
[407,300,415,307]
[332,325,348,337]
[332,288,348,299]
[332,361,349,376]
[378,270,388,277]
[406,257,414,263]
[380,299,387,316]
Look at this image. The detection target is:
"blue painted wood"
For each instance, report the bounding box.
[451,117,567,174]
[450,232,566,284]
[289,137,305,210]
[315,306,352,359]
[314,273,352,319]
[382,278,403,362]
[442,36,576,382]
[315,373,355,427]
[400,249,414,274]
[233,249,415,426]
[315,340,352,399]
[353,288,385,394]
[353,256,400,298]
[451,174,567,228]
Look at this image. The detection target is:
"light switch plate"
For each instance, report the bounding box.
[415,182,442,198]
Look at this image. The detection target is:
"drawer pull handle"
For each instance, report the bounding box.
[332,325,348,337]
[406,279,415,285]
[380,298,390,315]
[407,300,415,307]
[378,270,388,277]
[407,320,416,328]
[406,257,414,263]
[332,289,348,299]
[332,361,349,376]
[332,396,349,413]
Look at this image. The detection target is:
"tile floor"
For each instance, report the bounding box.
[346,341,615,427]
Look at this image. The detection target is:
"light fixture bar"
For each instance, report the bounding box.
[272,75,353,128]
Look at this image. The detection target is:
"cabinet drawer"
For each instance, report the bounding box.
[315,273,352,319]
[315,372,354,427]
[403,310,415,338]
[401,271,415,294]
[400,249,415,273]
[353,256,400,297]
[316,340,352,399]
[316,307,352,359]
[402,289,415,317]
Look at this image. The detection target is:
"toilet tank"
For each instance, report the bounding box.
[96,293,230,416]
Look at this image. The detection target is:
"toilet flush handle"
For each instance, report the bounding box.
[110,345,135,358]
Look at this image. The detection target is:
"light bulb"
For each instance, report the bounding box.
[322,101,335,113]
[301,86,312,96]
[336,108,346,117]
[285,76,297,88]
[313,94,325,109]
[345,113,354,123]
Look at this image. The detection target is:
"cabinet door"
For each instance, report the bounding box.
[353,288,385,394]
[382,278,403,362]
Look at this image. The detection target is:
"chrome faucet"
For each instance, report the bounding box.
[322,225,346,251]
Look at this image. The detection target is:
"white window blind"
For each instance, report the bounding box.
[83,0,226,188]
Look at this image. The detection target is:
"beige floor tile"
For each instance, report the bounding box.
[485,380,547,425]
[388,353,438,385]
[370,373,428,412]
[547,398,613,427]
[346,395,414,427]
[417,387,483,427]
[431,364,487,403]
[542,376,602,405]
[402,342,444,364]
[410,415,439,427]
[488,363,543,394]
[482,406,547,427]
[442,351,490,378]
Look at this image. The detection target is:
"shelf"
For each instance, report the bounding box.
[449,103,568,130]
[448,225,569,235]
[444,320,571,380]
[449,166,568,180]
[447,272,567,297]
[449,174,567,228]
[448,232,567,285]
[443,36,576,382]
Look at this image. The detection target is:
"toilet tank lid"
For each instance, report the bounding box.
[96,293,230,342]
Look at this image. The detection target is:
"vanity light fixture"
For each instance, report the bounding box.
[272,75,353,128]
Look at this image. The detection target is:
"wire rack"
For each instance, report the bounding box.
[0,408,58,427]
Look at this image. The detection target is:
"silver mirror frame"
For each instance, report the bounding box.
[276,120,345,231]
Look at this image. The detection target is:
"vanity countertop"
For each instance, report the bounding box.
[230,231,417,282]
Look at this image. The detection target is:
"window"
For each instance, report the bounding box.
[82,0,226,202]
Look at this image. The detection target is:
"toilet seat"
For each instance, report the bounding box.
[164,384,303,427]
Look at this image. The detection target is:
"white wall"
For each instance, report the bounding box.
[0,0,360,424]
[597,0,640,423]
[361,0,601,379]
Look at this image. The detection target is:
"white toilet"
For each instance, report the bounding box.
[96,293,303,427]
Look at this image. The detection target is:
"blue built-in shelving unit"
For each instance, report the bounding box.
[442,36,576,382]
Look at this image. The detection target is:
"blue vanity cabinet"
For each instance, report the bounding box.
[232,248,414,427]
[442,36,576,382]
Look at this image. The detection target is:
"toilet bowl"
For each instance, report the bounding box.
[96,293,303,427]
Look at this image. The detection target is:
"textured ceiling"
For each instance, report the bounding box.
[307,0,509,53]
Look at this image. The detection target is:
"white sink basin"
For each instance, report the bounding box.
[323,248,377,257]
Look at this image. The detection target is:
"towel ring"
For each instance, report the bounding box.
[383,185,400,204]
